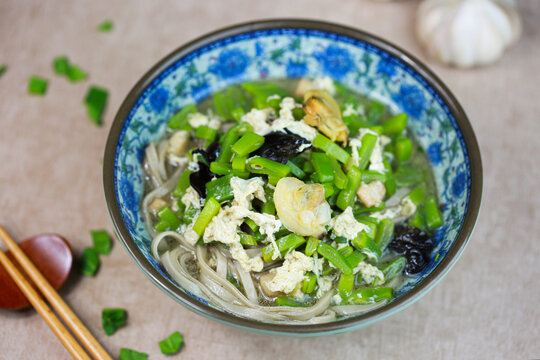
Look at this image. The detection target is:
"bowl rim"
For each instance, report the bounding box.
[103,18,483,335]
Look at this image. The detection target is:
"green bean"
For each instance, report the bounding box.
[216,130,240,163]
[408,184,427,206]
[312,134,351,164]
[292,107,305,120]
[286,160,306,179]
[373,257,406,286]
[262,234,306,262]
[261,188,275,215]
[246,157,291,178]
[302,160,315,174]
[381,113,407,135]
[243,218,259,233]
[305,236,320,256]
[424,195,443,229]
[205,175,234,203]
[182,205,198,224]
[337,273,355,300]
[172,170,192,198]
[209,161,231,175]
[231,107,246,122]
[353,202,386,215]
[192,197,221,236]
[357,133,377,170]
[311,152,335,183]
[383,160,396,197]
[194,125,217,145]
[395,163,424,186]
[275,297,310,307]
[367,101,385,124]
[322,182,335,198]
[317,243,353,275]
[352,231,382,261]
[329,156,348,189]
[232,155,247,172]
[302,272,317,294]
[345,250,366,268]
[158,206,180,230]
[214,92,234,119]
[355,217,378,238]
[228,121,253,134]
[408,208,426,230]
[336,166,362,210]
[395,136,412,162]
[338,246,354,258]
[374,219,394,253]
[361,170,386,184]
[342,113,369,135]
[350,287,393,304]
[239,233,258,246]
[168,104,197,129]
[231,132,265,157]
[154,220,169,232]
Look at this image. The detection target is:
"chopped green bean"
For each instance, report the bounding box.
[408,184,427,205]
[275,297,310,307]
[302,272,317,294]
[173,170,192,198]
[232,155,247,172]
[305,236,320,256]
[317,243,353,275]
[361,170,386,184]
[338,246,354,258]
[312,134,351,164]
[336,166,362,210]
[374,219,394,253]
[350,287,393,304]
[217,130,240,163]
[381,113,408,135]
[383,160,396,197]
[286,160,306,179]
[262,234,306,261]
[395,137,413,162]
[395,163,424,186]
[329,156,348,189]
[357,133,378,170]
[311,152,335,183]
[192,197,221,236]
[322,182,336,198]
[239,233,258,246]
[337,273,355,299]
[28,76,48,95]
[231,132,265,157]
[158,206,181,230]
[367,101,385,123]
[209,161,231,175]
[168,104,197,129]
[194,125,217,144]
[352,231,381,261]
[373,257,406,286]
[408,208,426,230]
[246,157,291,178]
[205,175,234,203]
[345,250,366,268]
[424,195,443,229]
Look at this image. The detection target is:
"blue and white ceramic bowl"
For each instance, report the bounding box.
[103,19,482,335]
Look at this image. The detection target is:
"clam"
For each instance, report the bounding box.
[273,177,332,237]
[303,89,348,143]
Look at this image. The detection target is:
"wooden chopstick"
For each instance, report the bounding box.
[0,226,112,360]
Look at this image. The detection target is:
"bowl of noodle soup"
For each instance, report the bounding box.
[103,19,482,335]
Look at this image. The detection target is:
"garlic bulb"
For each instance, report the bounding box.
[416,0,522,68]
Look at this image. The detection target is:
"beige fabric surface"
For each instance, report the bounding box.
[1,0,539,359]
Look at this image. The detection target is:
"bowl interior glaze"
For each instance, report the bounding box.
[104,19,482,335]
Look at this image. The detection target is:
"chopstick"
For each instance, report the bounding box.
[0,226,112,360]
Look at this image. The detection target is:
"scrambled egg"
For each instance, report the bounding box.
[265,251,313,297]
[330,207,370,241]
